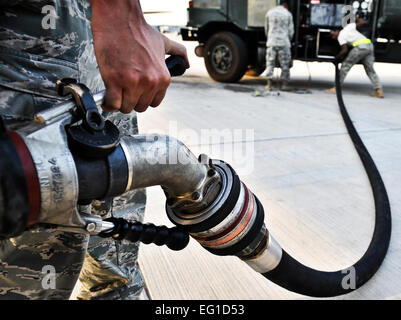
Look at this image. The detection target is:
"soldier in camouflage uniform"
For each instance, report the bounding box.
[0,0,188,300]
[263,2,294,91]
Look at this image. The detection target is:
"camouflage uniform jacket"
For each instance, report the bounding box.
[0,0,146,300]
[264,5,294,48]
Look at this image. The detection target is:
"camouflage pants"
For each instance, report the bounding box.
[0,1,147,300]
[0,91,147,300]
[265,46,291,82]
[340,43,382,90]
[0,54,147,300]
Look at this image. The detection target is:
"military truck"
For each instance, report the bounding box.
[181,0,401,82]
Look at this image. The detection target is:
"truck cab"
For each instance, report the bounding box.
[181,0,401,82]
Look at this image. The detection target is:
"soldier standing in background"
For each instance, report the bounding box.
[0,0,188,300]
[263,1,294,91]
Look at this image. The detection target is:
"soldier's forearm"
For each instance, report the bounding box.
[336,53,344,60]
[336,47,349,60]
[265,18,269,37]
[289,20,294,40]
[90,0,147,33]
[89,0,188,114]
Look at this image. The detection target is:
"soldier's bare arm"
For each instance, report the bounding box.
[90,0,189,114]
[336,44,349,60]
[288,15,294,41]
[264,13,269,38]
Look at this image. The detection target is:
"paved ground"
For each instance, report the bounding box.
[136,34,401,300]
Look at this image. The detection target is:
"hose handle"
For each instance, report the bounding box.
[99,218,190,251]
[166,55,187,77]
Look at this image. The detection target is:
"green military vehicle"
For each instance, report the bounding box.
[181,0,401,82]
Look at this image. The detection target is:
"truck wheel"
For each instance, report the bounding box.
[204,32,248,83]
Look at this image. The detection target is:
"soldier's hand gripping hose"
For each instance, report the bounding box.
[0,58,391,297]
[0,55,190,252]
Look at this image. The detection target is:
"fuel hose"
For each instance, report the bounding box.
[260,63,392,297]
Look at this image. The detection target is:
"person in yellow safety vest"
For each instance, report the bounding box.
[326,16,383,98]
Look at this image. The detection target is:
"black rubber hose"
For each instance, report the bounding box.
[262,63,392,297]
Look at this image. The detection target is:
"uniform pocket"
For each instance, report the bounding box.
[0,47,79,120]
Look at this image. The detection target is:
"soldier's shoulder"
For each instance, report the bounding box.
[269,6,291,17]
[268,6,280,15]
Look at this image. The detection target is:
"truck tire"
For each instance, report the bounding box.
[204,32,248,83]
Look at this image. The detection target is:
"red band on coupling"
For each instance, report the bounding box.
[8,131,40,225]
[193,182,256,248]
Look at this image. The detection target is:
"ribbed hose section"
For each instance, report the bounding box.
[261,63,392,297]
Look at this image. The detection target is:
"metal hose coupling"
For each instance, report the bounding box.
[166,159,283,273]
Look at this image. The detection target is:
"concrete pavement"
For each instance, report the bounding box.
[136,35,401,300]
